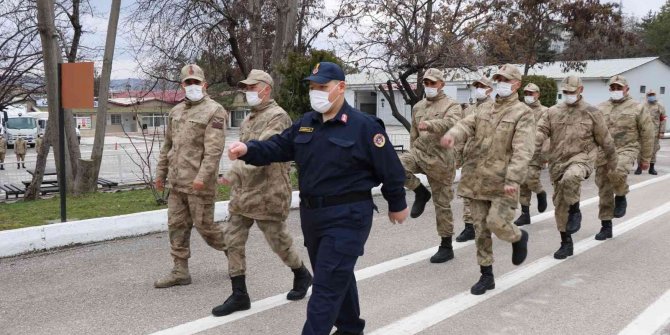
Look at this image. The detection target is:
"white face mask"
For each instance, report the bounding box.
[524,96,536,105]
[475,88,489,100]
[564,94,578,105]
[245,91,262,107]
[425,87,439,98]
[496,82,513,98]
[610,90,624,101]
[185,84,204,101]
[309,86,337,114]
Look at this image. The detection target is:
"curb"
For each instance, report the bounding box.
[0,174,447,258]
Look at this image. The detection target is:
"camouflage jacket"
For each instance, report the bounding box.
[528,100,550,166]
[15,139,27,154]
[0,138,6,154]
[447,92,535,203]
[36,138,44,155]
[226,100,293,221]
[534,98,616,182]
[457,97,494,167]
[643,102,667,135]
[596,96,654,165]
[156,96,228,199]
[409,92,462,166]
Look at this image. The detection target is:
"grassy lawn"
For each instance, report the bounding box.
[0,170,298,231]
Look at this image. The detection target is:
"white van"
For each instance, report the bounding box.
[32,111,81,144]
[1,105,38,147]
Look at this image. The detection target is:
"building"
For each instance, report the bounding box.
[345,57,670,129]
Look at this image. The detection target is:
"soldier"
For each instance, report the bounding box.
[535,76,617,259]
[635,90,666,175]
[441,64,532,296]
[594,75,654,240]
[153,64,228,288]
[401,68,462,263]
[212,70,312,317]
[514,83,549,226]
[0,136,6,170]
[455,76,494,243]
[15,137,27,169]
[35,134,44,156]
[228,62,408,335]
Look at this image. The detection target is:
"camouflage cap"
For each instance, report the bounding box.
[423,68,444,82]
[180,64,205,83]
[647,89,657,96]
[473,76,493,88]
[524,83,540,93]
[239,69,274,89]
[608,75,628,87]
[560,75,583,92]
[492,64,522,81]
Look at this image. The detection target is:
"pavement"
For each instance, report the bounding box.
[1,138,670,335]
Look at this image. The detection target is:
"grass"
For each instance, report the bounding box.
[0,169,298,231]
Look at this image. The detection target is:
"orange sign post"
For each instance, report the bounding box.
[57,62,94,222]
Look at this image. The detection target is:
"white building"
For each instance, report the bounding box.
[345,57,670,129]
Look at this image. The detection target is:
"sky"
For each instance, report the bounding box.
[78,0,667,80]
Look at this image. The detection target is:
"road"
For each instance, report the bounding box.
[1,143,670,335]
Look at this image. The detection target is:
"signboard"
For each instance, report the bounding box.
[61,62,94,109]
[75,116,92,130]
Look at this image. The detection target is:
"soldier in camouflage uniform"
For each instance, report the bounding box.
[212,70,312,317]
[594,75,654,241]
[534,75,617,259]
[154,64,228,288]
[442,64,532,296]
[635,89,666,175]
[14,137,27,169]
[0,136,6,170]
[35,135,44,156]
[514,83,549,227]
[401,68,462,263]
[455,76,494,243]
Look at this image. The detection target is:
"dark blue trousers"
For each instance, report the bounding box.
[300,200,374,335]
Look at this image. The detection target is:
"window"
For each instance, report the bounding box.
[142,113,167,127]
[661,87,666,95]
[557,93,563,100]
[111,114,122,125]
[640,85,646,94]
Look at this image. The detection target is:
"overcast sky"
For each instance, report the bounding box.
[79,0,668,80]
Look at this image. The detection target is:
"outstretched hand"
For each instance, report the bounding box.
[228,142,248,160]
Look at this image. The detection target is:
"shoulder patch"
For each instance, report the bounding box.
[212,118,224,129]
[373,133,386,148]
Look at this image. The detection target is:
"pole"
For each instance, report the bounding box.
[57,63,67,222]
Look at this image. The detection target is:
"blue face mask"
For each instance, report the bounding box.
[648,96,657,103]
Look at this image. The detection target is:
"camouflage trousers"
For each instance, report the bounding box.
[224,214,303,277]
[639,136,661,164]
[167,190,226,261]
[470,198,522,266]
[462,197,473,224]
[552,163,591,232]
[596,152,636,221]
[401,152,456,237]
[0,152,4,163]
[16,153,25,162]
[519,165,545,207]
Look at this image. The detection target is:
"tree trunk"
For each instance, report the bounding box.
[74,0,121,194]
[249,0,264,69]
[379,82,412,131]
[270,0,298,86]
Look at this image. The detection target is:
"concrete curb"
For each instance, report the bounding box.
[0,174,447,258]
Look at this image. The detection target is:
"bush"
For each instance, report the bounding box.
[520,75,558,107]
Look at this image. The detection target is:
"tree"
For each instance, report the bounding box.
[642,1,670,64]
[346,0,500,131]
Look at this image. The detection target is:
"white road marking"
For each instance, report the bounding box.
[618,289,670,335]
[368,202,670,335]
[149,174,670,335]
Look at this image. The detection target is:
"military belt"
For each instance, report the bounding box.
[300,191,372,209]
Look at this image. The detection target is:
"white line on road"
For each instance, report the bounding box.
[618,289,670,335]
[149,174,670,335]
[368,202,670,335]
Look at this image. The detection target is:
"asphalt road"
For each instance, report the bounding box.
[1,145,670,335]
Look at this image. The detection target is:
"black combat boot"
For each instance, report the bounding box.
[649,163,658,175]
[17,163,20,169]
[511,230,529,265]
[634,164,643,175]
[410,184,432,218]
[614,195,627,218]
[430,236,454,263]
[470,265,495,295]
[0,164,4,170]
[455,223,475,242]
[566,202,582,234]
[21,163,25,168]
[212,275,251,317]
[514,206,531,226]
[286,264,313,301]
[595,220,613,241]
[537,191,548,213]
[554,232,574,260]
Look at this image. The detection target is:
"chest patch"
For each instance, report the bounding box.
[299,127,314,133]
[373,133,386,148]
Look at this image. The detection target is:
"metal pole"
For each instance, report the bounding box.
[57,63,66,222]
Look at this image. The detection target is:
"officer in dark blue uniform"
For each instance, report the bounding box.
[228,62,409,335]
